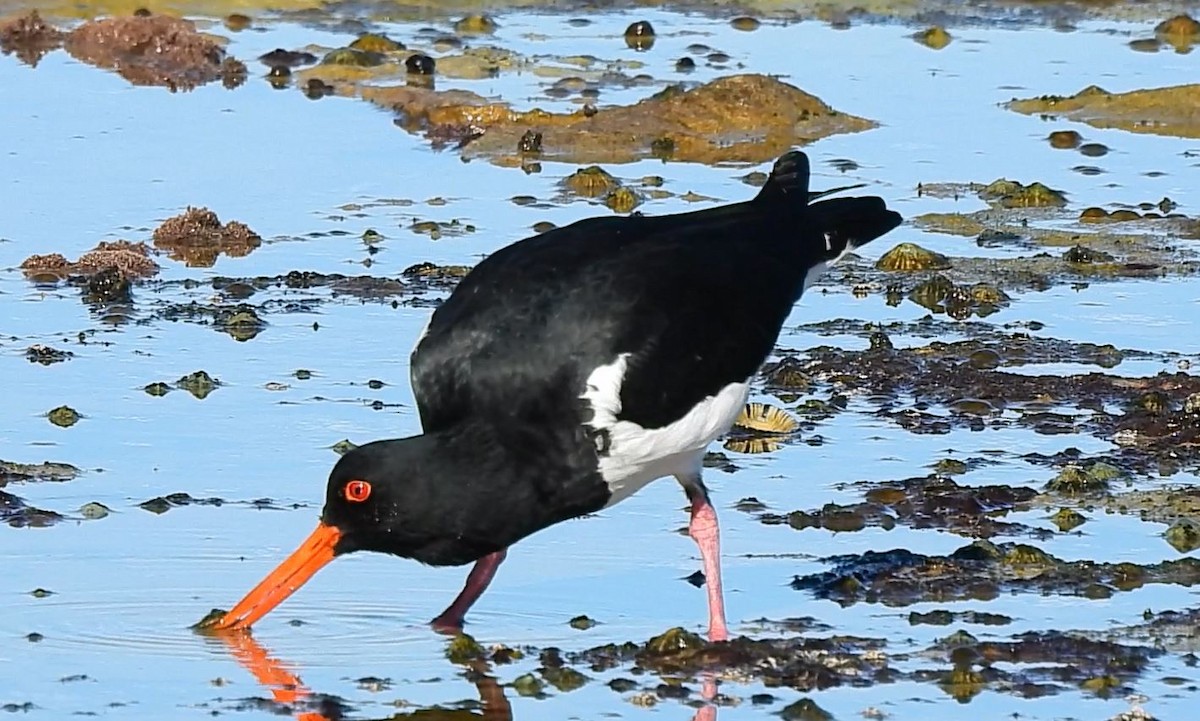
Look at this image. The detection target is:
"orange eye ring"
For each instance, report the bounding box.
[344,480,372,503]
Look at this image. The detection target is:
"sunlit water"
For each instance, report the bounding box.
[2,7,1198,720]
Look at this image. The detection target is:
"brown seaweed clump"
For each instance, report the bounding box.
[152,207,261,267]
[0,10,65,67]
[76,240,159,277]
[65,15,239,91]
[21,240,158,281]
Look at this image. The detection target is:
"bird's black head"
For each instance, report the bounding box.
[209,435,453,632]
[320,437,437,558]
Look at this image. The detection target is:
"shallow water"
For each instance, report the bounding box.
[3,4,1199,720]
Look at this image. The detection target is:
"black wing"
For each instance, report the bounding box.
[410,151,901,433]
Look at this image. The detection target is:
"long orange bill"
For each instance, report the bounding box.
[212,523,341,631]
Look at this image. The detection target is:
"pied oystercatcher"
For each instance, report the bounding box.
[212,151,902,641]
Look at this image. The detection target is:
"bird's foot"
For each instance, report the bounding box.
[428,549,509,636]
[429,613,466,636]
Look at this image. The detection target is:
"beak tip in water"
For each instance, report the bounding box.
[202,522,341,633]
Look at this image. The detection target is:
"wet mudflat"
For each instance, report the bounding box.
[2,1,1199,720]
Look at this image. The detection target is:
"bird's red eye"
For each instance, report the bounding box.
[344,480,372,503]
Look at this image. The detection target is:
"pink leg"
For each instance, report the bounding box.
[430,549,507,634]
[680,476,729,642]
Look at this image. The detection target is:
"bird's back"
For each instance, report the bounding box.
[411,151,900,437]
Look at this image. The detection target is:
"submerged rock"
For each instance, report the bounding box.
[980,179,1067,208]
[793,540,1200,606]
[758,475,1039,539]
[1007,84,1200,140]
[1045,463,1120,495]
[366,74,877,166]
[913,26,952,49]
[1155,14,1200,51]
[454,14,497,35]
[322,47,385,67]
[563,166,621,198]
[349,33,404,53]
[2,490,63,527]
[624,20,655,51]
[47,406,80,428]
[176,370,221,399]
[0,459,80,484]
[1163,519,1200,553]
[1048,129,1082,148]
[24,345,73,365]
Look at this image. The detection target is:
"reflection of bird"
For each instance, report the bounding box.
[211,631,513,721]
[211,150,901,640]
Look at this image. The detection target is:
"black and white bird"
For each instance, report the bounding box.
[212,150,902,641]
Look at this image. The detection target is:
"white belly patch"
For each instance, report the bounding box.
[581,353,750,507]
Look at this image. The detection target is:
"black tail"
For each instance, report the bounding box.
[629,150,899,254]
[754,150,901,262]
[753,150,811,205]
[806,196,903,263]
[754,150,883,207]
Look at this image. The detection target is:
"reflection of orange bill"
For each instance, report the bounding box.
[213,631,328,721]
[210,626,520,721]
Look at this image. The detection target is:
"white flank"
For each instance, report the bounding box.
[801,260,829,295]
[801,232,857,294]
[582,354,749,507]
